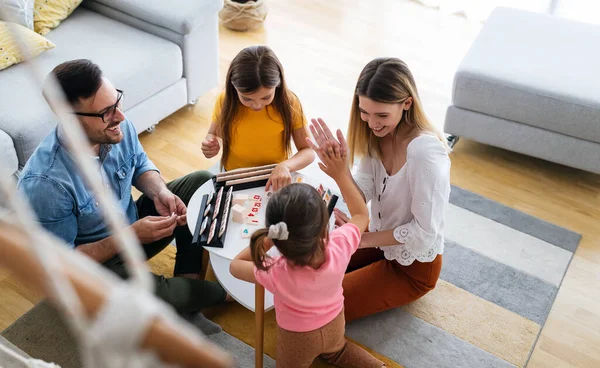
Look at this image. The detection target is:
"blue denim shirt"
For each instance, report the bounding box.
[18,119,158,248]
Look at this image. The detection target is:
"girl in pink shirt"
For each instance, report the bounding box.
[231,144,384,368]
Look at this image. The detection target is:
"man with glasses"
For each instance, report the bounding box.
[18,59,225,334]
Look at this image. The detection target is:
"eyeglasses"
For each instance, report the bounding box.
[72,89,124,124]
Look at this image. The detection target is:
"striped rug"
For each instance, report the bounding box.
[151,185,581,368]
[345,186,581,368]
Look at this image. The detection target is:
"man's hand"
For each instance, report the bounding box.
[131,215,178,244]
[265,163,292,191]
[154,188,187,226]
[201,136,220,159]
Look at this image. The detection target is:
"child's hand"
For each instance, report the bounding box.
[201,136,220,158]
[307,118,350,180]
[333,208,350,228]
[307,118,348,157]
[266,163,292,191]
[318,144,350,180]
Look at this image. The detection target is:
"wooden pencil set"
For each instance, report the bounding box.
[215,163,277,190]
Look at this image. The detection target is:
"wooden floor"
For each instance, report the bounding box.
[2,1,600,366]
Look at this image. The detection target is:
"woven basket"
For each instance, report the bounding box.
[219,0,268,32]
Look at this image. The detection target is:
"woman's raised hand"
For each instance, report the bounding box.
[308,118,348,156]
[306,118,350,179]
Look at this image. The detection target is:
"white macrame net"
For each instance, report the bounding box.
[0,12,230,368]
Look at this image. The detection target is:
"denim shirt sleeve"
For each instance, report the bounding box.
[18,175,77,248]
[126,120,159,184]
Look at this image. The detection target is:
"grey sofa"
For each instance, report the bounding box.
[444,7,600,174]
[0,0,222,179]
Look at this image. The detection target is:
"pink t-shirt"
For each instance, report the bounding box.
[254,223,361,332]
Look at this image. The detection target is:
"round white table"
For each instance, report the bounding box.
[187,162,343,367]
[188,178,275,312]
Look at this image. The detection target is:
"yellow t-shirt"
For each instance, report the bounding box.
[212,91,306,171]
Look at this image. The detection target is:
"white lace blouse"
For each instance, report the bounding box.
[354,135,451,266]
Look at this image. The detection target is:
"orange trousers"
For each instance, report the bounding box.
[342,248,442,322]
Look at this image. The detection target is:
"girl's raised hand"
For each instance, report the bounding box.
[307,118,350,179]
[309,136,348,180]
[308,118,348,158]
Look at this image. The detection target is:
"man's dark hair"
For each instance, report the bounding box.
[45,59,103,106]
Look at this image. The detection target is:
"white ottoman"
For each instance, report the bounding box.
[444,7,600,174]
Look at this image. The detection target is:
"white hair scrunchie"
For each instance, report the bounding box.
[268,222,289,240]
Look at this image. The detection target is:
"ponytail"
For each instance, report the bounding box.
[250,228,271,271]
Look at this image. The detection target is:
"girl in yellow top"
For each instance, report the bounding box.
[201,45,315,191]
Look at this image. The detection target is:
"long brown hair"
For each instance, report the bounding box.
[217,45,300,169]
[347,58,447,163]
[250,183,329,271]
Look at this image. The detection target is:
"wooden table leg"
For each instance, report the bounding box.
[255,283,265,368]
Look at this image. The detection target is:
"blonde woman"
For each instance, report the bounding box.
[307,58,451,322]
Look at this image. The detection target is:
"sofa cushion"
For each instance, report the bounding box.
[452,8,600,144]
[0,21,55,71]
[33,0,83,35]
[0,7,183,167]
[0,0,35,29]
[0,128,18,176]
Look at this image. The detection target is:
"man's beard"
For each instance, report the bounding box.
[86,123,123,146]
[98,134,121,145]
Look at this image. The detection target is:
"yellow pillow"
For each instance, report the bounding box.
[34,0,83,35]
[0,21,55,71]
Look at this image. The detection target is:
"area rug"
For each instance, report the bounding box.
[2,257,275,368]
[1,299,276,368]
[198,185,581,368]
[2,185,579,368]
[0,335,30,368]
[344,186,581,368]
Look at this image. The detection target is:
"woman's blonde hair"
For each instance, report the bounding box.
[347,58,447,163]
